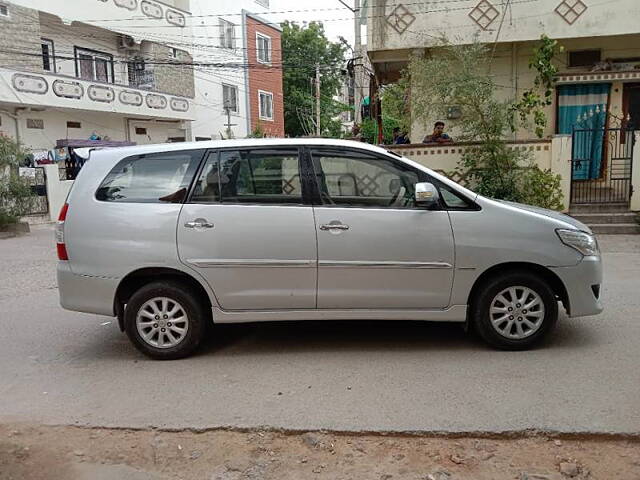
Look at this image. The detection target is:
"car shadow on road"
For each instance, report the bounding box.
[196,313,600,357]
[66,311,602,361]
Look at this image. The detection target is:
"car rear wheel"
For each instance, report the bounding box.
[124,281,208,360]
[472,271,558,350]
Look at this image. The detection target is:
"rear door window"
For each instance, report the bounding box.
[96,150,204,203]
[189,148,303,205]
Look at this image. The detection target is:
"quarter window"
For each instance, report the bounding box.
[190,149,302,205]
[311,151,425,209]
[256,33,271,64]
[96,150,203,203]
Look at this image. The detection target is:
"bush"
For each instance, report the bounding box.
[405,38,565,210]
[360,117,400,145]
[0,135,34,227]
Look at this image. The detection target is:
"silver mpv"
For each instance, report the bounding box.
[57,139,603,359]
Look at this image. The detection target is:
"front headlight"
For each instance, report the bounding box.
[556,229,599,256]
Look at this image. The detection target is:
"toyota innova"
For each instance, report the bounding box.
[57,139,603,359]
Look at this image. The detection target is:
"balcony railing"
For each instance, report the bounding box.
[0,68,194,121]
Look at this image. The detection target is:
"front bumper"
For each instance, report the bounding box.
[57,262,119,317]
[550,255,603,317]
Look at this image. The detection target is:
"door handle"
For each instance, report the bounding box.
[320,223,349,231]
[184,219,214,229]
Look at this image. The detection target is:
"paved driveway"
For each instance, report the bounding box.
[1,226,639,434]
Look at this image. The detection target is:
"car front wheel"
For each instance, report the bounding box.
[472,271,558,350]
[124,281,208,360]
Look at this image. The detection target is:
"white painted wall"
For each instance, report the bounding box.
[0,108,185,151]
[368,0,640,52]
[43,163,72,221]
[389,136,573,211]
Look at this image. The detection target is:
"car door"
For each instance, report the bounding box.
[177,147,317,310]
[309,147,455,310]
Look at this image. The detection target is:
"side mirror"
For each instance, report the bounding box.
[414,182,440,208]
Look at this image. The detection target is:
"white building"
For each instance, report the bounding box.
[188,0,285,140]
[0,0,284,152]
[0,0,197,152]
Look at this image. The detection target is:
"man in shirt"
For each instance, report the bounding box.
[422,121,453,144]
[392,127,410,145]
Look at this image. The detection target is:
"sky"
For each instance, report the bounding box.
[266,0,360,47]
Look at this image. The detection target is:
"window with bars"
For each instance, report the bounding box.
[41,38,55,72]
[127,59,154,89]
[259,91,273,121]
[219,18,235,49]
[0,3,8,17]
[256,33,272,64]
[222,84,238,112]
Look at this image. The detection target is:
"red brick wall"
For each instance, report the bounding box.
[246,16,285,137]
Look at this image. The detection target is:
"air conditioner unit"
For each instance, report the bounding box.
[119,35,140,51]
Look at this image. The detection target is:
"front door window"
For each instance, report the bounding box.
[312,150,424,209]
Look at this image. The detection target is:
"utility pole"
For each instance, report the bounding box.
[353,0,362,125]
[315,63,321,137]
[223,104,237,139]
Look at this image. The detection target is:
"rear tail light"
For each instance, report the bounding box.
[56,203,69,261]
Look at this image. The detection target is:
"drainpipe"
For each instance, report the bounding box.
[1,109,21,145]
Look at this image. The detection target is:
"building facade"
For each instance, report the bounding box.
[367,0,640,142]
[0,0,286,154]
[188,0,285,140]
[0,0,196,151]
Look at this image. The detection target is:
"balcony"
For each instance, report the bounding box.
[0,68,194,121]
[10,0,191,42]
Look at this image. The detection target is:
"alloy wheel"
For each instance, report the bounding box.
[136,297,190,349]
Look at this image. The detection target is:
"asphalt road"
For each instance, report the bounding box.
[1,225,639,434]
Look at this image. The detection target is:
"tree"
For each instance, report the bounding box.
[380,77,411,134]
[405,38,563,210]
[0,134,34,227]
[281,21,348,137]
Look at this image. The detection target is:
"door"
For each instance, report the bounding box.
[178,148,317,310]
[309,148,455,309]
[623,83,640,130]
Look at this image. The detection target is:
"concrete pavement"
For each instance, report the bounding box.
[0,226,639,434]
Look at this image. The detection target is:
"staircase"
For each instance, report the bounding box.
[569,203,640,234]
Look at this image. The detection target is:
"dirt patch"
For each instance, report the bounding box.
[1,424,639,479]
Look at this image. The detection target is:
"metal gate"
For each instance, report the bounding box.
[23,167,49,216]
[570,127,635,205]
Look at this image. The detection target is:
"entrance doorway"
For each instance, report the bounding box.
[623,83,640,130]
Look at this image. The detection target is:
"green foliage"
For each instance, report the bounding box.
[405,38,564,209]
[281,21,348,137]
[247,124,266,138]
[380,77,411,133]
[512,35,563,138]
[360,117,400,144]
[0,134,34,227]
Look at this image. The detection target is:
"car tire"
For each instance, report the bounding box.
[124,281,209,360]
[472,271,558,350]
